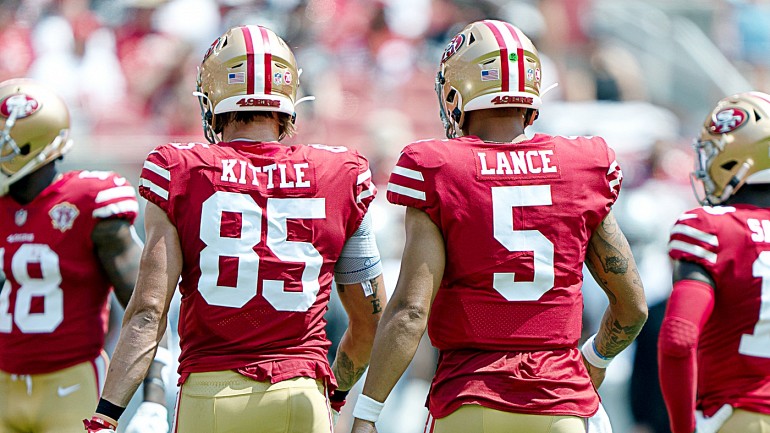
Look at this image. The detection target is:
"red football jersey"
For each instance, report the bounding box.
[668,205,770,415]
[386,134,622,417]
[0,171,138,374]
[138,141,375,385]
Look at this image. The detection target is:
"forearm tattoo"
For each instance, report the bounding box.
[597,315,645,359]
[332,350,368,391]
[585,217,642,305]
[593,217,628,275]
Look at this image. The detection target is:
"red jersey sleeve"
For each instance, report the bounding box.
[353,150,377,229]
[386,143,444,225]
[668,208,719,272]
[139,146,173,215]
[78,171,139,224]
[658,279,716,433]
[603,142,623,204]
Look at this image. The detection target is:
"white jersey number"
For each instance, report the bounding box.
[739,251,770,358]
[491,185,555,301]
[0,245,64,333]
[198,191,325,311]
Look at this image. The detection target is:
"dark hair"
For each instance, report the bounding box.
[214,111,296,140]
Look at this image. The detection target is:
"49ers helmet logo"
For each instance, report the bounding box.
[0,93,40,119]
[441,33,466,63]
[709,107,748,134]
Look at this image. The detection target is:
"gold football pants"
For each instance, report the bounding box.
[174,370,333,433]
[0,357,105,433]
[426,404,587,433]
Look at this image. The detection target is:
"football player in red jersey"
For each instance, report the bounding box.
[84,25,387,433]
[0,78,170,433]
[659,92,770,433]
[350,20,648,433]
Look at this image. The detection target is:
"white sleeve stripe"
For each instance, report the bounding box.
[92,200,139,218]
[392,165,424,181]
[357,188,375,203]
[609,178,621,189]
[678,213,698,221]
[357,169,372,185]
[95,186,136,203]
[140,178,169,200]
[671,224,719,246]
[668,240,717,263]
[387,182,426,200]
[143,160,170,181]
[607,160,620,175]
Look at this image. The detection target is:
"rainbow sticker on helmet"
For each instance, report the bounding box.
[441,33,465,64]
[709,108,748,134]
[0,94,40,119]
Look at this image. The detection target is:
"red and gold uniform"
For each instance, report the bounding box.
[139,140,375,431]
[387,134,622,419]
[0,171,138,433]
[663,205,770,431]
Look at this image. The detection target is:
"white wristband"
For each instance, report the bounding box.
[581,334,614,369]
[352,394,385,423]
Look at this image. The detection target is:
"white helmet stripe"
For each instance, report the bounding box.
[240,25,271,96]
[484,20,524,92]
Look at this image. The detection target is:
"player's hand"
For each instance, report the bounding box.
[587,402,613,433]
[124,401,169,433]
[582,356,607,389]
[695,404,732,433]
[83,416,117,433]
[351,418,378,433]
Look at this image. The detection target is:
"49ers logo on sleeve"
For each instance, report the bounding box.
[0,94,40,119]
[49,202,79,232]
[710,107,748,134]
[441,34,466,63]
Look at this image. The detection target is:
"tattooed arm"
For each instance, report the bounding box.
[333,274,388,391]
[584,210,648,388]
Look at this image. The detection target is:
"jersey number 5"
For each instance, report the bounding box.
[198,191,325,312]
[491,185,555,301]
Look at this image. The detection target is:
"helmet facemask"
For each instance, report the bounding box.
[690,92,770,205]
[0,79,72,196]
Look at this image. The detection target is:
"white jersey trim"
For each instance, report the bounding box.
[668,239,717,263]
[143,160,170,181]
[357,169,372,185]
[392,165,424,181]
[671,224,718,246]
[357,188,374,203]
[387,182,426,201]
[93,200,139,219]
[140,178,169,200]
[95,186,136,204]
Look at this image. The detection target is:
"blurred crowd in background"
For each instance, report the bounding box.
[4,0,770,432]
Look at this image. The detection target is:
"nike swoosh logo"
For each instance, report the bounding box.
[57,383,81,397]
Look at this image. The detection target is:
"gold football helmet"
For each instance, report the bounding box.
[0,79,72,195]
[692,91,770,205]
[196,25,301,143]
[436,19,542,138]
